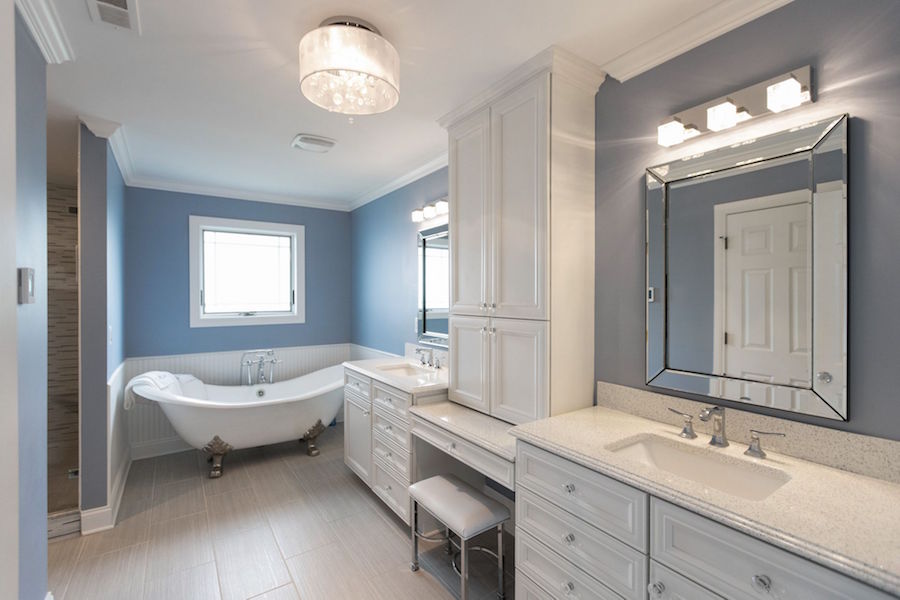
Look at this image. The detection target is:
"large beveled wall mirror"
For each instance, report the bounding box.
[417,222,449,347]
[646,115,848,420]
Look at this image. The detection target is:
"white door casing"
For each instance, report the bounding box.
[448,315,490,413]
[489,318,549,424]
[713,191,812,402]
[449,108,491,316]
[490,74,550,320]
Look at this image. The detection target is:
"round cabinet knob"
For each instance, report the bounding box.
[563,483,576,494]
[385,452,392,459]
[385,425,392,433]
[816,371,833,384]
[386,397,393,404]
[561,581,575,596]
[648,581,666,598]
[751,574,772,594]
[562,533,575,545]
[449,442,457,451]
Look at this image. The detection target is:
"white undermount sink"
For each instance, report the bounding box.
[375,362,434,378]
[606,434,791,501]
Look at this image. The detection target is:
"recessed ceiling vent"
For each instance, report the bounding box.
[86,0,142,35]
[291,134,336,153]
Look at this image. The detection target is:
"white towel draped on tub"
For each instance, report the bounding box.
[125,371,182,410]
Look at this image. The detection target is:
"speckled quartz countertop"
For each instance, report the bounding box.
[510,406,900,596]
[343,359,448,395]
[409,401,517,462]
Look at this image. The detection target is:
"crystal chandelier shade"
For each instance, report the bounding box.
[299,19,400,115]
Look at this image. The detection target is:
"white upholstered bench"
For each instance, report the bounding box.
[409,474,510,600]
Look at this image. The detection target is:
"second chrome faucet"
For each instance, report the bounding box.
[699,406,728,447]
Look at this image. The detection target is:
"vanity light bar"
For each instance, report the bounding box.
[657,65,812,147]
[410,196,449,223]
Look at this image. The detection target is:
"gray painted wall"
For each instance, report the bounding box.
[351,167,448,355]
[123,187,352,357]
[78,125,110,509]
[15,10,48,599]
[595,0,900,440]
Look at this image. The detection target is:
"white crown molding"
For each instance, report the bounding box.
[348,152,449,211]
[79,114,120,140]
[14,0,74,64]
[107,126,136,182]
[127,175,348,211]
[600,0,793,82]
[437,45,606,129]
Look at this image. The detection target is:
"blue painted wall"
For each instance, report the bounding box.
[124,188,352,357]
[79,125,110,509]
[107,151,125,376]
[15,10,47,599]
[594,0,900,440]
[350,168,448,355]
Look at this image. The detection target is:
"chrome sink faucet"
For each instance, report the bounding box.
[699,406,728,447]
[415,347,434,367]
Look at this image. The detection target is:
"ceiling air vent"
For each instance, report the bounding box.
[86,0,142,35]
[291,134,336,153]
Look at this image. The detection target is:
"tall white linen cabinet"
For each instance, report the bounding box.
[440,47,604,425]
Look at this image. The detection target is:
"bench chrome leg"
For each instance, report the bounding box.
[410,500,419,572]
[460,537,469,600]
[497,524,505,599]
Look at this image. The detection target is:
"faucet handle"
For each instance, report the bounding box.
[667,407,697,439]
[744,430,785,459]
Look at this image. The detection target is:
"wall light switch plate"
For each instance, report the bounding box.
[17,268,35,304]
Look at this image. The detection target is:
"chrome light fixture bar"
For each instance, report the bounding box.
[657,65,812,147]
[410,197,449,223]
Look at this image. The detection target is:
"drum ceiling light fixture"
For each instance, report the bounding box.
[299,16,400,116]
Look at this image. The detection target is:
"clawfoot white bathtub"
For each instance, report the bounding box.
[127,365,344,477]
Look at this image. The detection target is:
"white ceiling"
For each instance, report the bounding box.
[45,0,789,210]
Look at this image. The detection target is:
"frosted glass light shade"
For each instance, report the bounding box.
[435,199,449,214]
[411,209,424,223]
[423,204,437,219]
[299,23,400,115]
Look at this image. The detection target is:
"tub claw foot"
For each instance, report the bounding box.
[203,436,233,478]
[302,419,326,457]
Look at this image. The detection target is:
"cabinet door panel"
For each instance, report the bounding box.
[449,315,490,413]
[343,393,372,485]
[490,74,550,320]
[449,108,491,316]
[490,318,548,423]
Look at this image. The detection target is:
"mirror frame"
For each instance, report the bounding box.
[417,222,449,347]
[646,114,848,420]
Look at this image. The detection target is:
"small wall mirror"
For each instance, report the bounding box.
[417,222,449,347]
[646,115,848,420]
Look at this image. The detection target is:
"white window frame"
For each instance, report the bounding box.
[189,215,305,328]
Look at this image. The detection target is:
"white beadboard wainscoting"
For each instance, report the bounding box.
[124,343,397,460]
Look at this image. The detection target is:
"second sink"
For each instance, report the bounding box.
[606,434,790,501]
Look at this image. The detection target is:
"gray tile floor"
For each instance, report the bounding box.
[49,426,515,600]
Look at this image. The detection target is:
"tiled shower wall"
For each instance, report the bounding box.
[48,182,78,396]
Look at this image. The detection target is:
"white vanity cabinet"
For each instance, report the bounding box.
[342,365,447,525]
[515,440,895,600]
[444,48,603,425]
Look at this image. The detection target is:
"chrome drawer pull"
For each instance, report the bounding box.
[561,581,576,596]
[648,581,666,598]
[562,483,576,494]
[562,532,575,545]
[751,574,772,594]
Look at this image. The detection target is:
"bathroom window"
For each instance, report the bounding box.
[189,216,305,327]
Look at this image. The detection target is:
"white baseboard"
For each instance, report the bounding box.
[108,453,131,525]
[80,504,115,535]
[130,436,192,461]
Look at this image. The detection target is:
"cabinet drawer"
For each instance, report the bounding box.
[517,443,648,552]
[344,370,370,399]
[516,530,623,600]
[410,415,515,491]
[517,488,647,600]
[373,434,409,480]
[651,499,893,600]
[648,560,722,600]
[373,382,411,423]
[516,570,555,600]
[372,460,409,524]
[373,410,409,452]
